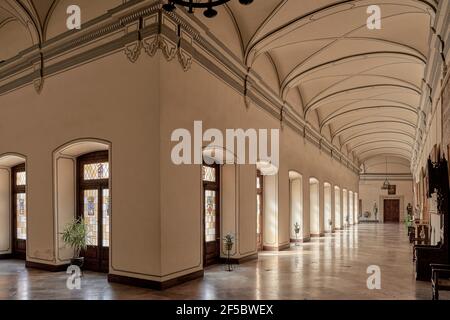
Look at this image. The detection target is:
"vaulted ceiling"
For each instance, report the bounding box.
[197,0,437,166]
[0,0,439,168]
[0,0,57,48]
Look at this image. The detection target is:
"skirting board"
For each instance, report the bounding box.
[290,237,311,243]
[25,261,69,272]
[108,269,204,291]
[263,243,290,251]
[219,253,258,264]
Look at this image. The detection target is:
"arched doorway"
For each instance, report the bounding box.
[324,183,332,232]
[289,171,303,243]
[0,154,27,260]
[309,178,320,236]
[53,139,111,272]
[77,151,110,272]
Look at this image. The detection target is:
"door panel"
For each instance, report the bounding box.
[204,189,220,266]
[82,189,99,270]
[384,199,400,223]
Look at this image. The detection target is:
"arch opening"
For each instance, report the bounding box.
[53,139,111,271]
[334,186,341,229]
[309,178,320,236]
[289,171,303,242]
[324,183,332,233]
[343,189,348,227]
[349,191,354,225]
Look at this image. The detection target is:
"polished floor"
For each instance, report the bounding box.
[0,224,448,300]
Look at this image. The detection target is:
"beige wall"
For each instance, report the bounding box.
[0,52,162,280]
[0,45,359,282]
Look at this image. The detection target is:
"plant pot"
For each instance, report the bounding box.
[225,243,233,251]
[70,257,84,268]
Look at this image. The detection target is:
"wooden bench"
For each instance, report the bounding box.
[431,264,450,300]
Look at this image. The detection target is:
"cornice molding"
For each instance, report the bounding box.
[0,1,360,174]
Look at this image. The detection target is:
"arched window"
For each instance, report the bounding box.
[77,151,109,272]
[202,163,220,266]
[12,163,26,259]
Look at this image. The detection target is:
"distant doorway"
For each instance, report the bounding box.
[384,199,400,223]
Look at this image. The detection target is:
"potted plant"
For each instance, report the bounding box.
[61,218,87,268]
[223,233,235,271]
[223,233,234,251]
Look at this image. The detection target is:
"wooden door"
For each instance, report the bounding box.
[384,199,400,223]
[202,164,220,267]
[12,164,26,259]
[77,151,110,272]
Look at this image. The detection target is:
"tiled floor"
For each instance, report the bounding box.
[0,223,448,300]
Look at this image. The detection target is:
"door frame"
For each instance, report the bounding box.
[202,163,221,267]
[76,150,109,272]
[379,195,404,223]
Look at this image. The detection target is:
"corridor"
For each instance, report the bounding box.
[0,224,444,300]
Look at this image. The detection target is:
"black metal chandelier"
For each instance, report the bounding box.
[163,0,253,18]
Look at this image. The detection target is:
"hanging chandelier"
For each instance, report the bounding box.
[163,0,253,18]
[381,157,390,190]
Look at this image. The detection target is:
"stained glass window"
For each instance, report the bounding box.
[16,193,26,240]
[83,162,109,180]
[83,189,98,246]
[202,166,216,182]
[16,171,26,186]
[102,189,110,247]
[205,190,216,242]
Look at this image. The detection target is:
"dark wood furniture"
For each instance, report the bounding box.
[431,264,450,300]
[415,156,449,281]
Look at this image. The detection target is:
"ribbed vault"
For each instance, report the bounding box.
[1,0,439,170]
[203,0,437,167]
